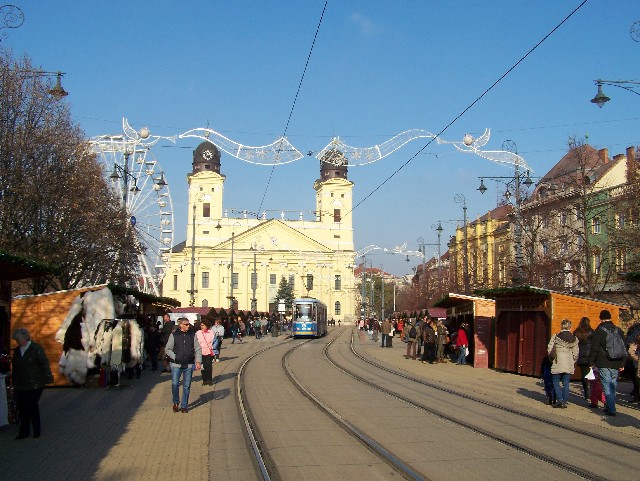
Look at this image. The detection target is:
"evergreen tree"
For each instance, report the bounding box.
[273,276,295,311]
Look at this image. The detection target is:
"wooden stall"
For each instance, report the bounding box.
[481,286,629,378]
[433,293,496,369]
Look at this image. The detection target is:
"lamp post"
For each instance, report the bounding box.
[380,265,385,322]
[250,245,258,311]
[432,221,444,273]
[229,231,235,309]
[476,140,537,285]
[454,193,469,294]
[590,79,640,107]
[360,254,366,319]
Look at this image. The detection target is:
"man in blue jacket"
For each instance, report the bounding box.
[588,310,626,416]
[165,318,202,413]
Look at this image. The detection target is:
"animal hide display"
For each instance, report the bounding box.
[110,323,123,370]
[55,295,83,344]
[127,321,144,367]
[58,349,90,385]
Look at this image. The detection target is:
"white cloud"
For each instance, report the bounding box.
[351,12,381,36]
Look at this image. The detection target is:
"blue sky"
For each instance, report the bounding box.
[9,1,639,276]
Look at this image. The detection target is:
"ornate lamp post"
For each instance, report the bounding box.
[454,193,469,294]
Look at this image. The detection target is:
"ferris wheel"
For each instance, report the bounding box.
[90,119,175,297]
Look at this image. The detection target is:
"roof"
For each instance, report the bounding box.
[170,307,212,316]
[427,307,446,318]
[0,251,57,281]
[475,285,630,308]
[433,292,495,308]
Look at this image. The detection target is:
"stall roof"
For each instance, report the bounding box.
[433,293,495,309]
[476,285,629,307]
[0,251,56,281]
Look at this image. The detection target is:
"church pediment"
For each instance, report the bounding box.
[215,219,332,255]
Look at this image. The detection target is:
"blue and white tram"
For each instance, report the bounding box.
[292,297,327,338]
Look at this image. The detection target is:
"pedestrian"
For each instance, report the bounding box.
[628,334,640,403]
[547,319,579,408]
[212,319,224,362]
[145,323,161,372]
[371,319,380,342]
[380,318,391,348]
[12,328,54,439]
[165,318,202,413]
[196,320,214,386]
[573,317,594,400]
[404,319,420,360]
[159,313,175,373]
[421,320,437,364]
[455,323,469,365]
[588,309,627,416]
[398,318,405,342]
[254,316,262,339]
[540,355,556,406]
[436,320,449,363]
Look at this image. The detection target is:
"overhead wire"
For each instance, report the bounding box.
[255,0,329,218]
[347,0,590,217]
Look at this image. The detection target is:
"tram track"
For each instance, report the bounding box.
[314,328,639,481]
[236,332,426,481]
[348,330,640,453]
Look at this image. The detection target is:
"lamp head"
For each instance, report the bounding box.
[591,82,610,108]
[478,178,487,194]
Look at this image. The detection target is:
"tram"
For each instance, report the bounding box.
[292,297,327,338]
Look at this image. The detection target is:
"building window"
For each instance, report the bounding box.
[616,249,627,272]
[251,272,257,290]
[334,209,341,222]
[173,274,178,291]
[270,274,277,285]
[334,275,341,290]
[616,212,626,229]
[334,301,341,315]
[288,274,295,289]
[202,299,208,307]
[306,274,314,290]
[593,250,601,275]
[203,203,210,218]
[202,271,209,288]
[591,217,601,234]
[232,272,239,289]
[542,240,549,256]
[203,230,209,234]
[560,210,567,226]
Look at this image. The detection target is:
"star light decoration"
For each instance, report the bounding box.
[179,127,531,171]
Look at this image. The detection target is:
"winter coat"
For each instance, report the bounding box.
[422,324,436,344]
[575,331,593,366]
[456,328,469,348]
[380,320,392,335]
[165,329,202,368]
[588,321,626,369]
[12,341,54,391]
[196,329,215,356]
[405,322,420,342]
[547,330,579,375]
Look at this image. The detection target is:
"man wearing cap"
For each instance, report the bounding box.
[165,318,202,413]
[588,309,626,416]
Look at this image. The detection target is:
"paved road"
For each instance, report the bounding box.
[0,327,637,481]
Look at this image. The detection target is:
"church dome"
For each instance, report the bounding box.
[192,142,221,174]
[319,149,348,181]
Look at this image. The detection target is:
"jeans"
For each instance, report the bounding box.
[171,365,194,409]
[456,346,467,365]
[552,373,571,405]
[598,367,619,413]
[381,334,388,347]
[406,340,417,359]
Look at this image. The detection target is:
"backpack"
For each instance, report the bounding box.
[603,326,627,360]
[255,319,261,328]
[408,325,417,339]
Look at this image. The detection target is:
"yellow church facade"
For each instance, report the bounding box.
[163,141,357,323]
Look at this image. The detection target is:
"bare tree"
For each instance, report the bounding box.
[0,50,139,293]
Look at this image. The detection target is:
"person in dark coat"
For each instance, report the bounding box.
[573,317,593,400]
[588,310,626,416]
[145,323,161,372]
[12,328,54,439]
[159,313,175,373]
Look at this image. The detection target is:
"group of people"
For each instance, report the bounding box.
[545,309,632,417]
[363,316,467,365]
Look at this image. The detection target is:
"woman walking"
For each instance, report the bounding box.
[547,319,579,409]
[196,320,215,386]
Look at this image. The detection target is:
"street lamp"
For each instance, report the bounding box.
[432,221,444,273]
[590,79,640,108]
[476,140,537,285]
[454,193,469,294]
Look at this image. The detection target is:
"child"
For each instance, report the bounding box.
[540,355,556,405]
[589,367,606,408]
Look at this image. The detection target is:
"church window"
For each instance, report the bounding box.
[334,301,341,315]
[203,203,210,218]
[334,275,341,290]
[202,271,209,288]
[334,209,341,222]
[173,275,178,291]
[306,274,314,290]
[203,230,209,234]
[232,272,239,289]
[202,299,208,307]
[270,274,277,285]
[289,274,295,289]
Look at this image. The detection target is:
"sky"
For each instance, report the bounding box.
[7,1,639,276]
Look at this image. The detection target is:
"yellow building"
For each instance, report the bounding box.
[448,204,513,293]
[163,141,356,323]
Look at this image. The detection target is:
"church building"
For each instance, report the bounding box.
[163,141,357,324]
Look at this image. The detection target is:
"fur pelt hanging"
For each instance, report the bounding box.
[126,321,144,367]
[110,323,123,371]
[82,288,116,367]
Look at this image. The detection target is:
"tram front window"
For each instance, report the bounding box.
[296,304,311,319]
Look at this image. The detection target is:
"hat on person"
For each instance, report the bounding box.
[599,309,611,321]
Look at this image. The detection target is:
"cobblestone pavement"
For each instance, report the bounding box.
[1,327,638,481]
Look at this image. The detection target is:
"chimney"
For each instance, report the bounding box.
[598,148,609,164]
[627,146,638,183]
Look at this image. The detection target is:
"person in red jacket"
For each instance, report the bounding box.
[455,323,469,365]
